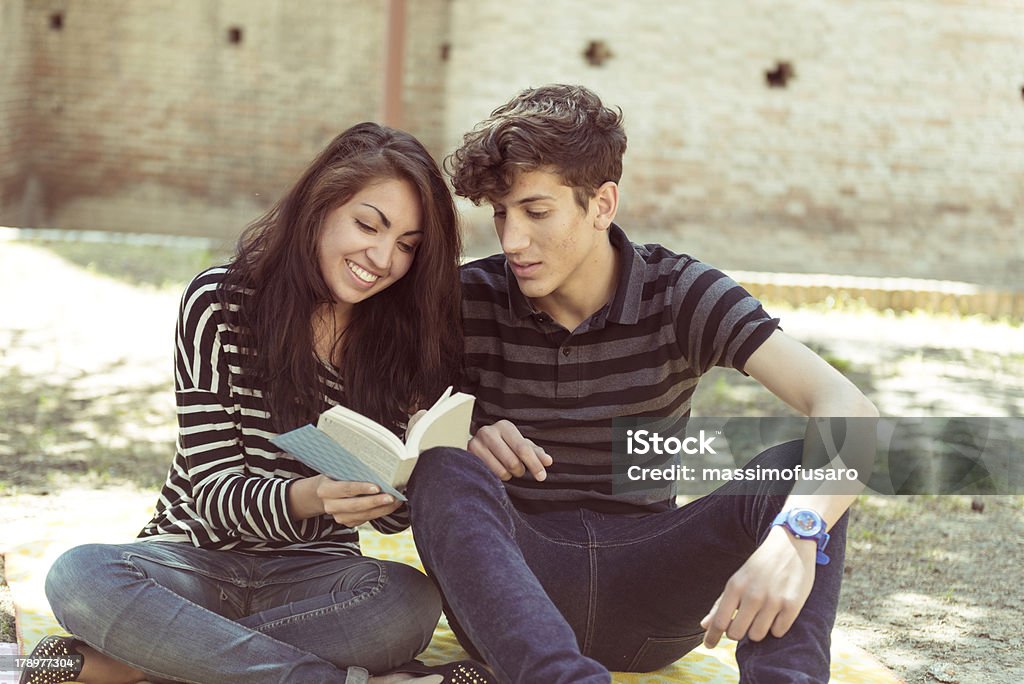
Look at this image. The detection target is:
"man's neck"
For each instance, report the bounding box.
[532,240,619,332]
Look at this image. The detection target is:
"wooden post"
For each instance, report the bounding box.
[382,0,406,128]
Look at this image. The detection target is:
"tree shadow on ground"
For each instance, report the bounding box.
[692,341,879,418]
[840,494,1024,683]
[0,361,174,494]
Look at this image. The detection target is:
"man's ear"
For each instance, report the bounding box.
[593,181,619,231]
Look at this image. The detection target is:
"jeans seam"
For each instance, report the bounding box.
[584,492,784,550]
[580,510,599,657]
[739,643,760,684]
[252,560,388,633]
[513,509,590,548]
[583,497,720,549]
[122,549,242,585]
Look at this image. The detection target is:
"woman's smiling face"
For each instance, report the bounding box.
[317,177,423,312]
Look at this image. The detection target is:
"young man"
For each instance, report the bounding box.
[407,84,878,684]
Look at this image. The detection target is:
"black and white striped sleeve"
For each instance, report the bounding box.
[174,272,326,545]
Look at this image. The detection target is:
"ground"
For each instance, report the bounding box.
[1,238,1022,683]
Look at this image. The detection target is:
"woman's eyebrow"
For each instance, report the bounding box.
[361,202,391,228]
[362,202,423,237]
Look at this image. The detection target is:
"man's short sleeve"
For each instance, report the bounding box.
[672,261,779,375]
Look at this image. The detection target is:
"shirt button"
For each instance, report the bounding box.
[562,347,571,357]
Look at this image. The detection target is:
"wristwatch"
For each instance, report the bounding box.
[771,508,831,566]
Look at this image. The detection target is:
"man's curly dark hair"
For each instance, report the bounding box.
[445,84,627,210]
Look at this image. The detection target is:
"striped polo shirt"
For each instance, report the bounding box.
[460,224,779,514]
[138,267,408,556]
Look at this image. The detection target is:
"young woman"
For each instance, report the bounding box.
[28,123,494,684]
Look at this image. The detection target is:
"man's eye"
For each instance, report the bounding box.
[492,210,506,219]
[526,210,548,219]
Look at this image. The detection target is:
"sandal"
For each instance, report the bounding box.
[18,634,85,684]
[386,659,497,683]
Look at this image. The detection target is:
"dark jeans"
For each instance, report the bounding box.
[407,440,847,684]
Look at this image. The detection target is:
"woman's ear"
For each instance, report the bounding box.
[593,181,619,231]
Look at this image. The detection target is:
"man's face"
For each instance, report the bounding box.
[490,168,607,306]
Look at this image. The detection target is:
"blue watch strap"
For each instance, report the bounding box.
[772,509,831,566]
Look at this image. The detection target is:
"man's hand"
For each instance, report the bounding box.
[700,526,817,648]
[468,419,553,481]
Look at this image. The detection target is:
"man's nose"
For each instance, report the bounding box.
[500,216,530,254]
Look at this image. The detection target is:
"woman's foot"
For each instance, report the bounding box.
[75,643,148,684]
[19,635,146,684]
[376,659,496,684]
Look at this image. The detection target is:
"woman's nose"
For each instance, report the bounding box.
[366,241,393,272]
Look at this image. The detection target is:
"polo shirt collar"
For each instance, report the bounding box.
[504,223,644,326]
[606,223,644,325]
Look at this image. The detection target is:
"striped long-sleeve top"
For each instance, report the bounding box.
[138,267,409,556]
[460,224,780,514]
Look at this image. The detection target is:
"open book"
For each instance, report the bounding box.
[270,387,475,502]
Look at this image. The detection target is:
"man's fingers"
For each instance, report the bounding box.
[471,423,527,479]
[469,421,553,481]
[747,603,780,642]
[701,589,739,648]
[769,603,801,639]
[511,440,550,481]
[728,593,770,642]
[467,433,512,480]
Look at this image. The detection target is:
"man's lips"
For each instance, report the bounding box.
[509,260,541,277]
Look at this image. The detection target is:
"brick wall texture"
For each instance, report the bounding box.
[1,0,1021,287]
[0,0,31,217]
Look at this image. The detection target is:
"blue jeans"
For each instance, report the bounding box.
[407,441,847,684]
[45,541,441,683]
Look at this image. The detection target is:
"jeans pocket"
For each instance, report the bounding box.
[626,630,705,672]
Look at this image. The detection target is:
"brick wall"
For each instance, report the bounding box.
[401,0,451,157]
[2,1,1021,286]
[7,0,429,241]
[444,0,1024,287]
[0,0,31,225]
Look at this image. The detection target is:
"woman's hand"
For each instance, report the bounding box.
[288,474,401,527]
[317,478,402,527]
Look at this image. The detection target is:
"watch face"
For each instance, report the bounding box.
[791,510,823,536]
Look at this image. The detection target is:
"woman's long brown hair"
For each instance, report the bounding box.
[220,122,462,433]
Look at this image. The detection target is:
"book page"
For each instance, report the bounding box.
[317,404,405,454]
[407,391,475,456]
[316,418,402,483]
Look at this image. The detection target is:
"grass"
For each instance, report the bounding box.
[0,361,174,493]
[0,557,13,643]
[38,240,231,290]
